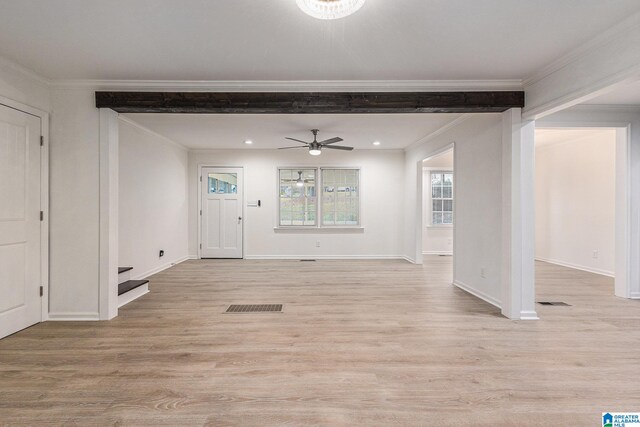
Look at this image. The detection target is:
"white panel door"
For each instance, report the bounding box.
[0,104,42,339]
[201,167,243,258]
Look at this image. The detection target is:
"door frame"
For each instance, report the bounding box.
[0,95,49,322]
[197,165,245,259]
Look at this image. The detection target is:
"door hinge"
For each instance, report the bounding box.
[200,243,202,249]
[40,136,44,146]
[40,211,44,221]
[200,209,202,216]
[39,286,43,297]
[200,176,202,182]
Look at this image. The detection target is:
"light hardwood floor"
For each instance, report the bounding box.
[0,256,638,426]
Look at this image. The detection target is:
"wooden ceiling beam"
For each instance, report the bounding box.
[95,91,524,114]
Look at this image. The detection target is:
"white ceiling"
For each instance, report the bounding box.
[535,128,616,148]
[0,0,638,81]
[123,113,462,150]
[584,79,640,105]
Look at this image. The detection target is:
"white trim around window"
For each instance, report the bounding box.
[424,167,454,228]
[276,166,363,230]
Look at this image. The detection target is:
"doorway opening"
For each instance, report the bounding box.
[421,146,455,283]
[534,127,624,306]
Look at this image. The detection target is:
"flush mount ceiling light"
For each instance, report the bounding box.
[372,141,381,146]
[296,0,366,20]
[244,140,253,145]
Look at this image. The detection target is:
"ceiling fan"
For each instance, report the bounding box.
[279,129,354,156]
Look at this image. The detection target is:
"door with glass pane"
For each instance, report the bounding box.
[201,167,243,258]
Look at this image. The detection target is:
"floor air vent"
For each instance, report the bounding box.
[225,304,283,313]
[537,301,571,306]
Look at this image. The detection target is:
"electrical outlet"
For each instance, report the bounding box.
[480,267,486,278]
[316,241,321,248]
[592,250,599,259]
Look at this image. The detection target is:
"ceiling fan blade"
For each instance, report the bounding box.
[323,145,354,151]
[278,146,308,150]
[318,137,343,145]
[285,137,310,145]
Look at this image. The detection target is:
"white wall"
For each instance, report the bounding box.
[118,118,189,280]
[422,151,453,255]
[49,87,101,318]
[188,149,404,259]
[405,115,504,307]
[535,130,616,276]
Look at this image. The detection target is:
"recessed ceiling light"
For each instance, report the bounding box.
[297,0,366,20]
[244,140,253,145]
[373,141,381,146]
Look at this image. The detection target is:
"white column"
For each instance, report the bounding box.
[501,108,538,320]
[99,108,119,320]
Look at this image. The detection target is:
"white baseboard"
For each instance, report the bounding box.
[402,256,417,264]
[453,280,501,309]
[519,310,540,320]
[422,251,453,255]
[131,255,190,280]
[48,312,100,321]
[118,284,149,308]
[630,292,640,299]
[535,257,614,278]
[244,255,407,261]
[188,255,198,260]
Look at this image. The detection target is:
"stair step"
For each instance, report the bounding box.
[118,279,149,296]
[118,266,133,274]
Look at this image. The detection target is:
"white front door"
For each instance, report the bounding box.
[201,167,243,258]
[0,104,42,339]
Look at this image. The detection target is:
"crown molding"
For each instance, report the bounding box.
[50,79,523,92]
[0,55,50,86]
[523,11,640,88]
[406,115,473,152]
[117,115,188,150]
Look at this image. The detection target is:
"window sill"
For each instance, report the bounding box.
[274,226,365,234]
[426,224,454,229]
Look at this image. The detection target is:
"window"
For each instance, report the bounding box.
[322,169,359,226]
[430,171,453,225]
[279,169,317,226]
[278,168,360,228]
[208,173,237,194]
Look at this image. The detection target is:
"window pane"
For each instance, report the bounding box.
[433,213,442,224]
[431,173,442,185]
[442,187,452,199]
[209,173,237,194]
[443,212,453,224]
[432,186,442,198]
[322,169,359,226]
[443,173,453,186]
[443,200,453,212]
[432,200,442,212]
[279,169,316,226]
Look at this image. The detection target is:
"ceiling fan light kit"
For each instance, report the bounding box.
[296,0,366,20]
